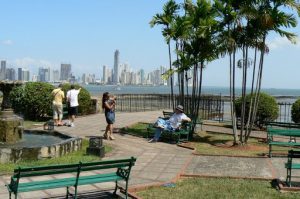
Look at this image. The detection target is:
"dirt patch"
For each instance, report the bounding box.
[213,141,268,151]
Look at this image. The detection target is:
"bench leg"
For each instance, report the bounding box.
[66,186,69,199]
[286,168,292,187]
[74,185,78,199]
[269,145,272,158]
[125,180,129,199]
[113,180,118,195]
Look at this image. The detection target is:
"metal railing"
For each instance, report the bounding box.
[276,102,293,123]
[114,94,224,121]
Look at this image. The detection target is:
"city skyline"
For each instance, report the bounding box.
[0,1,299,88]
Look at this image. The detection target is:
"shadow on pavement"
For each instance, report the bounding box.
[44,190,124,199]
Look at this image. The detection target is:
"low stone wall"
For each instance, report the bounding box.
[0,130,82,163]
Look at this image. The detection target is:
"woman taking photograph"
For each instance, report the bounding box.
[102,92,116,140]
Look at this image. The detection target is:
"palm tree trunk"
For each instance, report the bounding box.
[168,42,175,110]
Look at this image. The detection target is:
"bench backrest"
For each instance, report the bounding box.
[288,150,300,159]
[266,122,300,129]
[13,157,136,179]
[163,111,173,119]
[267,128,300,137]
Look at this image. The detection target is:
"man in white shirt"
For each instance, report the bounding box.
[149,105,191,143]
[66,85,81,127]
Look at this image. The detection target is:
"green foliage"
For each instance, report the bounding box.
[291,99,300,123]
[9,83,92,120]
[61,84,92,115]
[10,82,54,121]
[235,93,278,127]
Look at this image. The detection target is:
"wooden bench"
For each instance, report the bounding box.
[285,150,300,187]
[6,157,136,199]
[267,127,300,157]
[147,121,191,143]
[162,111,173,119]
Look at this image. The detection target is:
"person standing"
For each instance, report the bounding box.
[51,84,65,126]
[66,85,81,127]
[102,92,116,140]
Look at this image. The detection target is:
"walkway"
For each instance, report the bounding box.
[0,111,295,198]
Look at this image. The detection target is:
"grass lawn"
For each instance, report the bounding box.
[0,139,113,175]
[136,178,299,199]
[123,122,293,157]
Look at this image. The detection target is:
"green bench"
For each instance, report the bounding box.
[162,111,173,119]
[147,121,191,143]
[267,127,300,157]
[162,111,203,130]
[63,103,69,119]
[6,157,136,199]
[285,150,300,187]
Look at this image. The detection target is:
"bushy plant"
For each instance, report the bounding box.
[61,84,92,115]
[10,82,55,120]
[291,99,300,123]
[235,93,279,128]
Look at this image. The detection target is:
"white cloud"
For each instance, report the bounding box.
[11,57,59,75]
[2,40,13,45]
[13,57,54,68]
[267,36,300,50]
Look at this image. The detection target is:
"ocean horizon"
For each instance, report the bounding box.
[83,84,300,103]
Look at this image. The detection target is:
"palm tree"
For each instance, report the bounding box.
[216,0,300,144]
[150,0,180,110]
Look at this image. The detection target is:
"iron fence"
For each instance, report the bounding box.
[276,102,293,123]
[114,94,224,121]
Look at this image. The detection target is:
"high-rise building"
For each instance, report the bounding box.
[6,68,15,81]
[18,68,22,81]
[103,65,108,84]
[113,50,119,84]
[22,69,30,81]
[0,60,6,80]
[53,70,60,82]
[38,67,50,82]
[60,63,71,81]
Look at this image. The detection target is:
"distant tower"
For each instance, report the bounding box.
[103,65,108,84]
[113,50,119,84]
[60,63,71,81]
[18,68,22,81]
[0,60,6,80]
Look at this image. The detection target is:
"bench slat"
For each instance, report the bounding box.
[269,141,300,146]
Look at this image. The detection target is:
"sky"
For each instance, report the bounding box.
[0,0,299,89]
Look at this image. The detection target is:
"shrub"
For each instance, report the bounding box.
[10,82,55,121]
[61,84,92,115]
[291,99,300,123]
[235,93,279,128]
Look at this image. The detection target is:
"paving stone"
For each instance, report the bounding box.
[0,111,292,198]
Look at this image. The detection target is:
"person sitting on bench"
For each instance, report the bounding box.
[148,105,191,143]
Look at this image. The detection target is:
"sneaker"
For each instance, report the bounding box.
[69,123,75,127]
[157,124,165,129]
[148,139,157,143]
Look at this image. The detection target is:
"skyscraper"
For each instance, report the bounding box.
[6,68,15,81]
[113,50,119,84]
[0,60,6,80]
[60,63,71,81]
[38,67,50,82]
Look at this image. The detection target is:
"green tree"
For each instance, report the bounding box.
[216,0,300,144]
[150,0,180,110]
[291,99,300,123]
[10,82,54,120]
